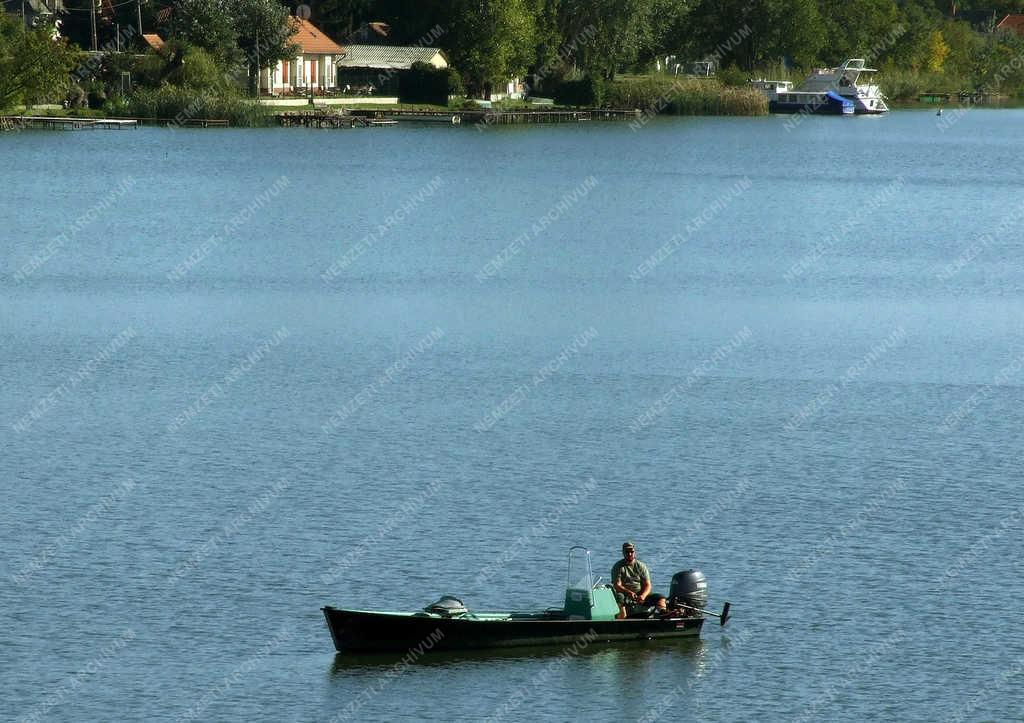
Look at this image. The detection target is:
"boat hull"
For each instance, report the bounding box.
[769,100,854,115]
[322,607,705,653]
[770,101,886,115]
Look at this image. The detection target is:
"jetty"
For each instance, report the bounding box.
[277,111,397,128]
[275,107,641,128]
[917,91,1005,105]
[349,108,642,125]
[1,116,137,131]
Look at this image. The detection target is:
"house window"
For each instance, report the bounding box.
[282,61,289,84]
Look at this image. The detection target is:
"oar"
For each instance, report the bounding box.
[677,601,731,626]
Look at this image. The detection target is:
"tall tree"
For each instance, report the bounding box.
[688,0,824,70]
[0,14,78,110]
[555,0,659,78]
[445,0,536,95]
[169,0,239,65]
[233,0,299,93]
[818,0,900,63]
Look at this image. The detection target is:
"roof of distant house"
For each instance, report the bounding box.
[291,17,345,55]
[142,33,165,52]
[996,14,1024,34]
[336,45,448,70]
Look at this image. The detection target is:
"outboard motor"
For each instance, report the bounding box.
[425,595,468,617]
[669,570,708,612]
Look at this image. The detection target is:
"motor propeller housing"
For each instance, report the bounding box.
[669,569,708,610]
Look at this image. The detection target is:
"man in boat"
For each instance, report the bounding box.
[611,541,652,619]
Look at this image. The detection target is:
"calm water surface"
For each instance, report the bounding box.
[2,110,1023,722]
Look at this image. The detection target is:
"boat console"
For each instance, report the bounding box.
[563,546,620,621]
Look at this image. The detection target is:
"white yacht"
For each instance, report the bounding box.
[752,59,889,115]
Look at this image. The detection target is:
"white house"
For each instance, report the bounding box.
[260,18,346,95]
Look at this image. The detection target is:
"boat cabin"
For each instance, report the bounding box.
[749,79,792,99]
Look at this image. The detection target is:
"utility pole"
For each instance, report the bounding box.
[90,0,99,51]
[136,0,143,36]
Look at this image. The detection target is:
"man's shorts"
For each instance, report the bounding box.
[615,590,645,606]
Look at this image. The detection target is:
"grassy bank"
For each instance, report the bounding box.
[605,76,767,116]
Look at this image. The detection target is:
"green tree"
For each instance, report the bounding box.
[818,0,900,63]
[168,0,296,93]
[170,0,239,66]
[233,0,300,95]
[446,0,535,96]
[688,0,824,70]
[0,15,79,110]
[938,18,980,79]
[554,0,661,78]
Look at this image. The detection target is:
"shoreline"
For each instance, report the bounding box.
[4,99,1023,132]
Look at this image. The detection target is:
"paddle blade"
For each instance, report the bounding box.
[719,602,731,626]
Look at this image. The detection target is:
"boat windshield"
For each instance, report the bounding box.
[566,546,594,594]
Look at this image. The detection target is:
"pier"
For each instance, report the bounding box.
[275,108,641,128]
[1,115,138,131]
[349,108,642,125]
[277,111,397,128]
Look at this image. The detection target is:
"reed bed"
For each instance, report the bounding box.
[108,87,269,127]
[605,76,767,116]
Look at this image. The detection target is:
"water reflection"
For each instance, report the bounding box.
[329,635,707,675]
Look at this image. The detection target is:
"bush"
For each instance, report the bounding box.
[553,75,604,106]
[400,61,463,105]
[716,64,750,87]
[86,81,107,109]
[162,45,230,91]
[66,83,87,109]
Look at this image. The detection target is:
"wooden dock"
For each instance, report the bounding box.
[0,115,137,131]
[277,111,396,128]
[917,91,1005,105]
[349,108,642,125]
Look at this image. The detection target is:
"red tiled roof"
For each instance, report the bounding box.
[142,34,165,52]
[290,17,345,55]
[997,14,1024,35]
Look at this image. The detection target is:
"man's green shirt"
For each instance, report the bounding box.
[611,558,650,594]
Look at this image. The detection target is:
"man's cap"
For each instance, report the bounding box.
[622,541,635,551]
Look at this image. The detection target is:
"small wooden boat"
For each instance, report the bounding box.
[322,547,730,653]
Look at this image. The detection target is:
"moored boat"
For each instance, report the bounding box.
[322,546,730,653]
[753,59,889,115]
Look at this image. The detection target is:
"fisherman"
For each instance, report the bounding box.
[611,541,652,619]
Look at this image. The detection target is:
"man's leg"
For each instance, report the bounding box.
[615,591,628,619]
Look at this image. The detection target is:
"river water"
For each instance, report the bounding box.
[2,109,1023,722]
